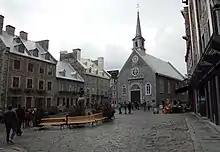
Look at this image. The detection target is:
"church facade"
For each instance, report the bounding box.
[116,11,187,105]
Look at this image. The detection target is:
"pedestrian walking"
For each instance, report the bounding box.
[15,104,25,136]
[147,101,151,111]
[3,105,18,144]
[128,102,132,114]
[143,101,146,111]
[124,102,127,114]
[118,103,122,114]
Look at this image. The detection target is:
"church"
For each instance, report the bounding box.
[114,11,187,105]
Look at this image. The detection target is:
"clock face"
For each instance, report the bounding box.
[132,67,139,76]
[132,55,139,63]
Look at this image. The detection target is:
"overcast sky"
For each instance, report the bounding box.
[0,0,187,74]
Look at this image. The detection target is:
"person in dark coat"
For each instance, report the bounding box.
[15,104,25,136]
[124,102,127,114]
[3,105,18,144]
[128,102,132,114]
[143,101,147,111]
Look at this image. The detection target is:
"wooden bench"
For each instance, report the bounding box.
[92,113,107,125]
[67,115,95,127]
[39,117,66,129]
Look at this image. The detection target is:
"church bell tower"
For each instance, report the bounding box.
[132,6,145,52]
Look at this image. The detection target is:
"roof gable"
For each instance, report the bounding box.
[0,31,57,64]
[56,61,84,82]
[135,50,185,81]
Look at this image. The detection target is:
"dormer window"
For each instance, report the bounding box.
[135,41,138,47]
[33,49,39,57]
[45,53,50,60]
[96,69,98,74]
[84,61,87,65]
[59,69,66,76]
[18,44,25,53]
[102,71,104,76]
[89,67,92,73]
[14,37,21,43]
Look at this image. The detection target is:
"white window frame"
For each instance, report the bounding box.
[168,81,171,94]
[113,91,116,98]
[12,76,21,88]
[38,79,45,90]
[145,83,152,95]
[122,85,126,96]
[26,77,33,89]
[159,79,164,93]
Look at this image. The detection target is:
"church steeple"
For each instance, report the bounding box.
[133,5,145,52]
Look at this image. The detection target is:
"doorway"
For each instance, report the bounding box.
[131,91,140,103]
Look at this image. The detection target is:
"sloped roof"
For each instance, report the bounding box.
[136,50,185,81]
[56,61,84,82]
[0,31,57,64]
[78,58,111,79]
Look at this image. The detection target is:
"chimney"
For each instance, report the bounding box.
[60,51,68,61]
[0,15,4,35]
[97,57,104,69]
[6,25,15,36]
[19,31,28,40]
[72,48,81,60]
[36,40,49,51]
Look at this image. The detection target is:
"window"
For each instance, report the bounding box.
[18,44,25,53]
[132,67,139,76]
[47,81,52,91]
[57,97,60,106]
[60,83,64,91]
[39,66,44,74]
[113,92,116,98]
[45,53,50,60]
[38,80,44,90]
[89,67,92,73]
[62,97,65,106]
[71,98,73,105]
[113,85,116,90]
[145,83,152,95]
[122,85,126,95]
[12,76,20,88]
[26,78,33,89]
[47,66,53,76]
[135,41,138,47]
[14,60,20,70]
[33,49,39,57]
[28,63,34,72]
[168,81,171,94]
[159,79,164,93]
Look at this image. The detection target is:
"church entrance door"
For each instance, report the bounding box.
[131,90,140,103]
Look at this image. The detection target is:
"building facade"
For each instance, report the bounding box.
[107,70,119,104]
[0,15,58,110]
[59,50,111,105]
[117,11,187,105]
[182,0,220,125]
[56,61,84,108]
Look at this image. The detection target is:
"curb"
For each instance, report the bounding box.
[185,118,204,152]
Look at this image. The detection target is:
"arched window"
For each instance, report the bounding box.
[145,83,152,95]
[122,85,126,95]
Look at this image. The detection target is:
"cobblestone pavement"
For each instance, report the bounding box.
[186,114,220,152]
[0,111,196,152]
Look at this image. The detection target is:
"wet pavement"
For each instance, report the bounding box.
[0,111,218,152]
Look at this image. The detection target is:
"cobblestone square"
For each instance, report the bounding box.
[0,111,196,152]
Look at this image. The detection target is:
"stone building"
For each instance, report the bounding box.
[56,61,84,107]
[107,70,119,104]
[117,11,186,105]
[181,0,220,125]
[0,15,57,110]
[59,50,111,105]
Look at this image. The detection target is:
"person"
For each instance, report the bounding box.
[15,104,25,136]
[124,101,127,114]
[3,105,18,144]
[147,101,151,111]
[25,109,31,127]
[143,101,147,111]
[128,102,132,114]
[118,103,122,114]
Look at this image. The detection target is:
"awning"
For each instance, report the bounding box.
[175,85,191,94]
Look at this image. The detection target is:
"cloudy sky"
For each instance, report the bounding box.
[0,0,187,74]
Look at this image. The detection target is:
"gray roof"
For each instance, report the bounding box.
[0,31,57,64]
[78,58,111,79]
[136,50,185,81]
[56,61,84,82]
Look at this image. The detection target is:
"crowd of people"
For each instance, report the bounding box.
[3,104,42,144]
